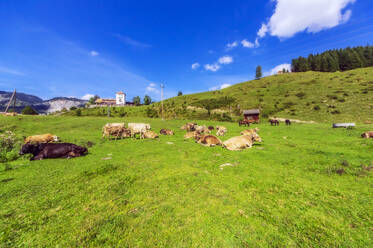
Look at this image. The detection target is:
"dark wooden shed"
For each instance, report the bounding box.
[243,109,260,123]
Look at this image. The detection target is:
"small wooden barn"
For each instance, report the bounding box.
[243,109,260,123]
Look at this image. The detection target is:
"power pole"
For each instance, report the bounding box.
[160,83,164,120]
[5,89,16,113]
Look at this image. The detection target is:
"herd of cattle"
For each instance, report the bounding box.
[18,121,373,160]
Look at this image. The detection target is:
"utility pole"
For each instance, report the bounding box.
[5,89,16,113]
[160,83,164,120]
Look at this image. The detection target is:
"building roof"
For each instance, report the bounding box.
[243,109,260,115]
[116,91,125,95]
[95,98,116,103]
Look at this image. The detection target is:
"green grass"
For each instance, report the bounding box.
[1,115,373,247]
[75,67,373,123]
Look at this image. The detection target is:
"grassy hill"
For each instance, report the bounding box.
[68,67,373,123]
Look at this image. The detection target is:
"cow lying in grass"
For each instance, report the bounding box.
[160,129,174,135]
[216,126,227,136]
[223,132,262,151]
[19,143,87,160]
[240,128,259,136]
[195,134,222,147]
[144,130,159,139]
[361,131,373,138]
[24,134,60,144]
[180,123,197,131]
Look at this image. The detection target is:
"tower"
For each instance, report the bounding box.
[116,91,126,105]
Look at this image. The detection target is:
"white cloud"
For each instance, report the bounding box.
[209,83,232,91]
[204,63,221,72]
[267,63,292,76]
[191,62,200,70]
[0,66,24,76]
[258,0,356,39]
[146,83,160,93]
[241,39,255,48]
[90,51,99,56]
[218,55,233,65]
[81,94,94,100]
[113,34,151,48]
[226,41,238,50]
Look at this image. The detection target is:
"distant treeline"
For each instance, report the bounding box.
[291,45,373,72]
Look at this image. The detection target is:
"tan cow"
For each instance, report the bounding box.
[240,128,260,136]
[24,134,59,144]
[184,131,200,139]
[102,125,130,140]
[223,133,262,151]
[216,126,227,136]
[144,130,159,139]
[195,125,211,134]
[361,131,373,138]
[128,123,151,139]
[180,122,197,131]
[196,134,222,147]
[160,129,174,135]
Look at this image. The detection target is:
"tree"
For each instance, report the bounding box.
[192,96,235,116]
[178,91,183,96]
[21,106,38,115]
[143,95,152,105]
[133,96,141,106]
[255,65,262,79]
[88,95,100,105]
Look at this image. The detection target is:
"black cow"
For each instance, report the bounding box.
[19,143,88,160]
[269,119,280,126]
[285,119,291,125]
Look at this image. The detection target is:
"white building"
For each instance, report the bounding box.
[116,91,126,105]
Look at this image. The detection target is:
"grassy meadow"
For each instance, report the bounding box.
[0,115,372,247]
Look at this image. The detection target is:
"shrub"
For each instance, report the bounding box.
[331,110,341,114]
[21,106,38,115]
[295,92,306,98]
[70,106,77,111]
[75,109,82,116]
[313,105,321,111]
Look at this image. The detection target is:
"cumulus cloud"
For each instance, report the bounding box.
[226,41,238,50]
[241,39,255,48]
[90,50,99,56]
[218,55,234,65]
[146,83,160,93]
[81,94,94,100]
[209,83,232,91]
[191,62,200,70]
[204,63,221,72]
[267,63,292,76]
[257,0,356,39]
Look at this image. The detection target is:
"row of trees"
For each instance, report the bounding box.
[132,95,152,105]
[291,45,373,72]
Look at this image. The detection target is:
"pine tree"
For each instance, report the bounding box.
[255,65,262,79]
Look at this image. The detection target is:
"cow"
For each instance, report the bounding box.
[128,123,151,139]
[361,131,373,138]
[238,120,250,127]
[102,125,130,140]
[285,119,291,125]
[24,134,60,144]
[180,123,197,131]
[216,126,227,136]
[269,119,280,126]
[208,126,214,131]
[144,130,159,139]
[240,128,259,136]
[195,125,211,134]
[184,131,200,139]
[195,134,222,147]
[19,143,87,160]
[222,133,262,151]
[160,129,174,135]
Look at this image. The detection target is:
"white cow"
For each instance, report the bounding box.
[128,123,151,139]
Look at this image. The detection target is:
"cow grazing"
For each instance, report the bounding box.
[195,134,222,147]
[24,134,59,144]
[216,126,227,136]
[144,130,159,139]
[269,119,280,126]
[285,119,291,125]
[102,125,130,140]
[19,143,87,160]
[361,131,373,138]
[238,120,250,126]
[128,123,151,139]
[240,128,259,136]
[160,129,174,135]
[223,133,262,151]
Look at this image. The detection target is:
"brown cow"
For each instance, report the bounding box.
[144,130,159,139]
[195,134,222,147]
[180,123,197,131]
[102,125,130,140]
[223,133,262,151]
[184,131,200,139]
[160,129,174,135]
[361,131,373,138]
[24,134,60,144]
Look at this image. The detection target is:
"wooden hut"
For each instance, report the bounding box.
[243,109,260,123]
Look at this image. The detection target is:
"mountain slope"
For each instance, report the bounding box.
[153,67,373,123]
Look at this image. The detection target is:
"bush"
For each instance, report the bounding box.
[21,106,38,115]
[75,109,82,116]
[313,105,321,111]
[70,106,77,111]
[295,92,306,98]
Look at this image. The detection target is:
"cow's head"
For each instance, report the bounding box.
[251,133,262,142]
[53,135,60,142]
[19,143,39,155]
[361,133,368,138]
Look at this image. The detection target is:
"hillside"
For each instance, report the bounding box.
[153,67,373,123]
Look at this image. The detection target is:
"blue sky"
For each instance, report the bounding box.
[1,0,373,101]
